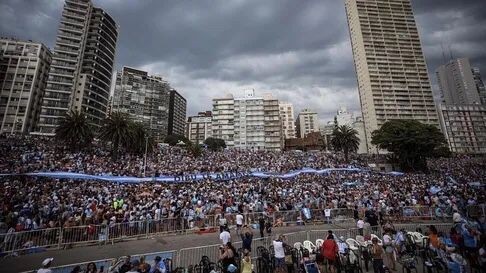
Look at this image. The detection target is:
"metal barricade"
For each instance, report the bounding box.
[281,231,308,245]
[61,225,108,247]
[108,221,149,242]
[177,243,221,268]
[0,227,61,254]
[401,206,433,220]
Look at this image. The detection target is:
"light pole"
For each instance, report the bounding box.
[143,135,148,177]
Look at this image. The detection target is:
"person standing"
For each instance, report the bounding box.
[220,227,231,245]
[273,235,287,273]
[150,256,167,273]
[383,230,396,271]
[322,234,338,273]
[370,237,385,273]
[259,216,265,238]
[357,218,365,236]
[241,225,253,253]
[236,212,244,236]
[240,250,252,273]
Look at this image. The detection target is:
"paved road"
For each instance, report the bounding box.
[1,223,343,273]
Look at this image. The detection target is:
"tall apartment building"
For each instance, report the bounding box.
[212,95,235,147]
[0,38,51,134]
[37,0,118,134]
[437,58,481,105]
[436,58,486,154]
[112,67,170,142]
[472,67,486,105]
[186,111,212,144]
[437,104,486,154]
[168,89,187,136]
[296,109,319,138]
[279,102,296,139]
[345,0,439,153]
[212,90,282,150]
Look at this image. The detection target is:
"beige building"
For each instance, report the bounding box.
[279,102,296,139]
[0,38,52,134]
[212,90,282,150]
[345,0,439,153]
[296,109,319,138]
[186,111,212,144]
[438,104,486,154]
[37,0,118,134]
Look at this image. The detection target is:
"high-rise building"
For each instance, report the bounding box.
[37,0,118,134]
[437,58,481,105]
[437,104,486,154]
[168,89,187,136]
[186,111,212,144]
[335,106,354,126]
[112,67,170,142]
[212,95,235,147]
[279,102,296,139]
[472,67,486,105]
[435,58,486,154]
[352,116,368,154]
[212,90,282,150]
[0,38,51,134]
[296,109,319,138]
[345,0,439,153]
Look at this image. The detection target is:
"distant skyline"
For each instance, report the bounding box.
[1,0,485,124]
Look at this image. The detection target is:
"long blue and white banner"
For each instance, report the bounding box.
[0,167,403,183]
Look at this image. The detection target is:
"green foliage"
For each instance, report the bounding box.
[98,112,134,159]
[55,110,94,151]
[204,137,226,151]
[164,134,190,146]
[331,125,360,162]
[188,142,203,158]
[371,120,450,172]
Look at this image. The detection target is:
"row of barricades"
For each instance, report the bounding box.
[19,222,454,273]
[2,205,481,256]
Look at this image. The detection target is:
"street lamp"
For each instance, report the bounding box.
[143,135,148,177]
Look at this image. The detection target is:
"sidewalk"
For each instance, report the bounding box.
[0,223,339,273]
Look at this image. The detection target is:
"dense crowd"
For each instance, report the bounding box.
[0,136,484,234]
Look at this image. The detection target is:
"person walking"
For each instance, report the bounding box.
[241,225,253,253]
[383,230,396,271]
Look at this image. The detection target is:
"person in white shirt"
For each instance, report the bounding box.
[235,213,244,236]
[219,228,231,245]
[273,235,287,273]
[37,258,53,273]
[337,236,348,254]
[324,208,332,224]
[357,219,365,235]
[383,231,396,271]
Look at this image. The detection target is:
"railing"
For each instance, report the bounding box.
[3,205,480,257]
[19,222,455,273]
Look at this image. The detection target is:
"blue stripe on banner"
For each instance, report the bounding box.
[0,168,404,183]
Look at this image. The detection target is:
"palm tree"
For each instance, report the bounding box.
[129,122,153,154]
[55,110,93,151]
[331,125,360,162]
[98,111,133,159]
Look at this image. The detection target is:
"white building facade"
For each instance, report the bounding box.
[279,102,296,139]
[296,109,319,138]
[212,90,282,150]
[186,112,212,144]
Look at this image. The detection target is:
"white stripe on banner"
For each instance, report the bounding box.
[0,167,404,183]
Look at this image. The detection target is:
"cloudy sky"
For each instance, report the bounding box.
[1,0,485,124]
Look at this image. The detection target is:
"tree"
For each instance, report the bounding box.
[331,125,360,162]
[187,142,203,158]
[128,122,154,155]
[164,134,190,146]
[371,120,449,172]
[98,112,133,159]
[55,110,94,151]
[204,137,226,151]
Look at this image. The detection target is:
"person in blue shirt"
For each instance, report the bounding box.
[150,256,166,273]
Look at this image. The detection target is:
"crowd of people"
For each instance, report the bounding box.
[0,135,484,234]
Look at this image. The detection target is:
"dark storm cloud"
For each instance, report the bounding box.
[1,0,485,123]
